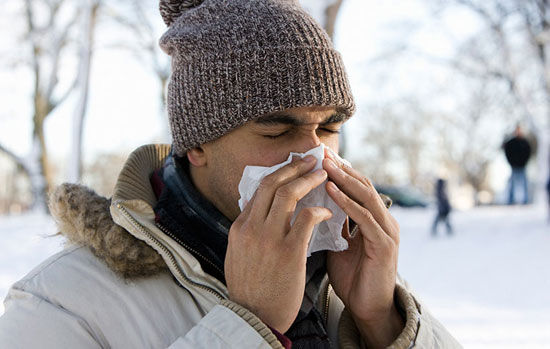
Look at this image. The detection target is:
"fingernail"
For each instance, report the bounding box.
[327,181,338,191]
[325,159,336,168]
[315,169,327,177]
[303,155,316,162]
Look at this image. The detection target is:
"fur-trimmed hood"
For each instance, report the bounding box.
[48,144,174,280]
[48,183,167,279]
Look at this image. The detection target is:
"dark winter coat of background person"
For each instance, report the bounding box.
[432,178,453,236]
[503,127,533,205]
[503,136,531,168]
[547,151,550,221]
[436,179,451,216]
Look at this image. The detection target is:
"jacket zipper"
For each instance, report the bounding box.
[115,203,224,301]
[323,283,332,324]
[155,221,225,278]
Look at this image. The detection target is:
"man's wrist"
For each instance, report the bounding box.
[352,304,405,349]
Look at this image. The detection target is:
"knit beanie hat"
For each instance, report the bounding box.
[159,0,355,156]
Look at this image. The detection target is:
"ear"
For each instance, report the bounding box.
[187,147,207,167]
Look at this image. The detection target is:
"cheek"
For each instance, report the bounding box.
[232,134,339,169]
[239,146,291,167]
[326,139,339,153]
[248,138,340,167]
[321,135,339,155]
[238,134,279,163]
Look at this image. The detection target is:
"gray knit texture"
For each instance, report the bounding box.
[159,0,355,156]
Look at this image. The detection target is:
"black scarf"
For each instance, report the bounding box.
[151,153,332,348]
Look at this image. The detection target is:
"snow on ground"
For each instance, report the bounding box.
[393,204,550,349]
[0,204,549,347]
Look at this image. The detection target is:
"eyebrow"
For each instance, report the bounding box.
[254,112,346,126]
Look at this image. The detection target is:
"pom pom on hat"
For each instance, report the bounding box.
[159,0,204,26]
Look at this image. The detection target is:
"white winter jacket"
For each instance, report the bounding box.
[0,144,461,348]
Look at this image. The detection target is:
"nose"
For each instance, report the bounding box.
[293,130,321,153]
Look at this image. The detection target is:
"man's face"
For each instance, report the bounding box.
[515,126,523,137]
[196,106,346,221]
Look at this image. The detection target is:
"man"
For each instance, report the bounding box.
[503,125,532,205]
[0,0,460,347]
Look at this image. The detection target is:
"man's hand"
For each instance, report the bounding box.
[225,156,332,333]
[323,154,404,348]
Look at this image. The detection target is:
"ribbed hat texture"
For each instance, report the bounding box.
[159,0,355,156]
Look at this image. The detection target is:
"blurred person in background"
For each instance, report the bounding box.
[503,125,532,205]
[0,0,460,348]
[547,150,550,222]
[431,178,453,236]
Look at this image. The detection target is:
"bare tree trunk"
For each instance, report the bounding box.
[29,134,49,212]
[20,0,80,212]
[324,0,343,39]
[300,0,344,39]
[69,0,100,183]
[28,0,52,212]
[159,74,170,141]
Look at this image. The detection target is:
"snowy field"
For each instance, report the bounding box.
[394,204,550,348]
[0,204,549,348]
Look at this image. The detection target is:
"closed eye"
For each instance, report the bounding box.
[318,128,340,134]
[261,126,341,139]
[263,131,289,139]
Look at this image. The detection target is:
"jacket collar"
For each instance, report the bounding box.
[112,144,171,207]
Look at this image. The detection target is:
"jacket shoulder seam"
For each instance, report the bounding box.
[17,245,86,289]
[8,279,108,347]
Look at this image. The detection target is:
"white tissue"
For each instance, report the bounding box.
[238,144,350,256]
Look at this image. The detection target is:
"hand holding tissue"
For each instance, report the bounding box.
[238,143,350,256]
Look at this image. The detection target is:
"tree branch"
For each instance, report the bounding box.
[45,11,80,103]
[24,0,40,102]
[0,142,29,174]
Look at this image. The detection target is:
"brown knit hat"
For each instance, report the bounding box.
[159,0,355,156]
